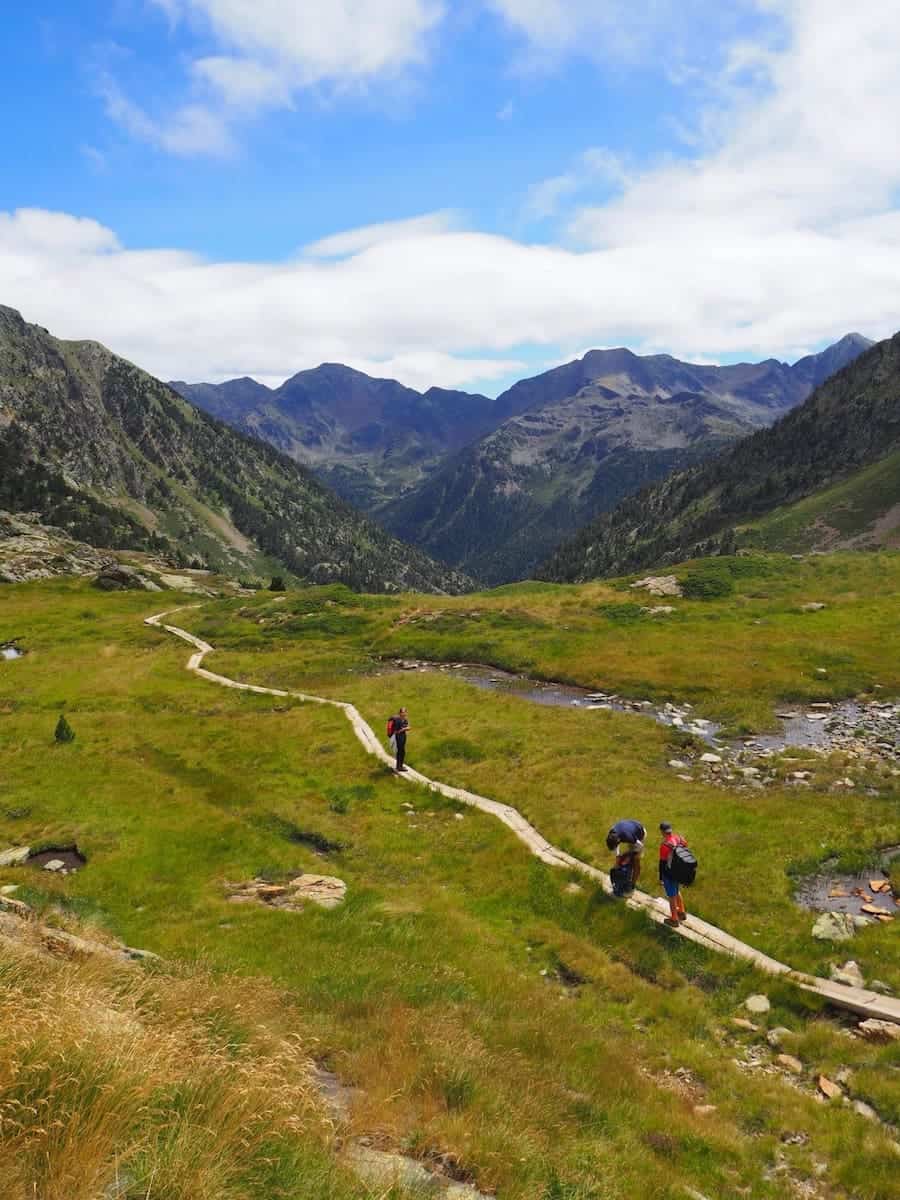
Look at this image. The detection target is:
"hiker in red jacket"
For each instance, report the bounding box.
[659,821,688,926]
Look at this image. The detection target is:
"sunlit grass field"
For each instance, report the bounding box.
[1,557,898,1199]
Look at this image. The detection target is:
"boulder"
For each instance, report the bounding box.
[776,1054,804,1075]
[731,1018,759,1032]
[630,575,683,598]
[766,1027,793,1048]
[745,994,771,1015]
[289,874,348,909]
[857,1019,900,1043]
[700,753,723,765]
[94,565,162,593]
[0,846,31,867]
[829,961,865,989]
[811,912,856,942]
[817,1075,843,1101]
[853,1100,878,1121]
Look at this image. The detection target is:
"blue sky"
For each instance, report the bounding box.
[2,1,899,394]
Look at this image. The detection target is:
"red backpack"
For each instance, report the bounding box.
[387,717,396,738]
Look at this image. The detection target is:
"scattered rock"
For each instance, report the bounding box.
[800,602,827,612]
[817,1075,843,1101]
[227,874,347,911]
[811,912,857,942]
[829,961,865,989]
[700,753,723,765]
[731,1018,759,1032]
[668,759,689,770]
[693,1104,718,1116]
[857,1019,900,1043]
[745,994,771,1015]
[642,605,676,616]
[42,859,66,872]
[0,884,20,895]
[346,1145,489,1200]
[870,980,894,994]
[776,1054,804,1075]
[767,1027,793,1048]
[853,1100,878,1122]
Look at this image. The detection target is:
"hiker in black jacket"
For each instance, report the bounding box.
[389,707,410,772]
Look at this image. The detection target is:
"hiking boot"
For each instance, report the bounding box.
[664,917,680,928]
[396,766,408,773]
[678,912,688,922]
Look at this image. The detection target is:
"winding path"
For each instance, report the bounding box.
[146,608,900,1026]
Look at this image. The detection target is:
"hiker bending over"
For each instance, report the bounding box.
[605,818,646,895]
[387,707,410,773]
[659,820,695,926]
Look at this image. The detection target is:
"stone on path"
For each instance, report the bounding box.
[745,994,771,1015]
[829,961,865,989]
[812,912,856,941]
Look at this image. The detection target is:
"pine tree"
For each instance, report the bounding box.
[54,714,76,744]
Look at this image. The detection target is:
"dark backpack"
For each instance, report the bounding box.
[610,862,634,897]
[670,844,698,886]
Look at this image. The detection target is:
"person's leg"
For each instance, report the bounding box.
[632,851,642,888]
[396,734,406,771]
[676,891,687,920]
[663,877,680,926]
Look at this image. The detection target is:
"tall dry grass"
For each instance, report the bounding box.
[0,926,338,1200]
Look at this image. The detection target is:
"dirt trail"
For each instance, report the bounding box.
[145,608,900,1026]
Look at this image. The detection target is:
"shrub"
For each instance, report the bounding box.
[269,576,286,592]
[681,570,734,599]
[54,714,76,744]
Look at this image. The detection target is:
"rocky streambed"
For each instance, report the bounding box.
[383,660,900,775]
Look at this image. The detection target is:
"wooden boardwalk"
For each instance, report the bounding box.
[146,609,900,1026]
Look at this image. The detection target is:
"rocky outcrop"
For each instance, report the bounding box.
[93,564,163,592]
[0,511,115,583]
[227,874,347,911]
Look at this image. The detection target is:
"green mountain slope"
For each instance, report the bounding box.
[539,332,900,581]
[378,339,871,584]
[0,306,470,593]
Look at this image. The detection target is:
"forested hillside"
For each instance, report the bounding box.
[539,333,900,581]
[0,306,470,594]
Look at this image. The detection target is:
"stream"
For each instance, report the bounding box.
[383,659,900,763]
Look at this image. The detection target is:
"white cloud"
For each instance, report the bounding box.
[113,0,444,153]
[303,212,460,259]
[6,6,900,392]
[488,0,749,64]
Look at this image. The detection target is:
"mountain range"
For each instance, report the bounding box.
[539,332,900,582]
[0,306,470,594]
[175,335,872,584]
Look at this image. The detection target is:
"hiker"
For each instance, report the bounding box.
[387,706,410,773]
[659,820,695,926]
[605,818,646,895]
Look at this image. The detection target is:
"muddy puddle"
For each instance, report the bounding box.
[28,846,87,874]
[794,846,900,917]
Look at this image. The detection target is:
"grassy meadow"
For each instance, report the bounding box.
[0,556,899,1199]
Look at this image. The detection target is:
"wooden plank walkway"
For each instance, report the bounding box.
[146,609,900,1026]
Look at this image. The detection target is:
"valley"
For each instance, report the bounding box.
[175,338,872,585]
[2,555,898,1198]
